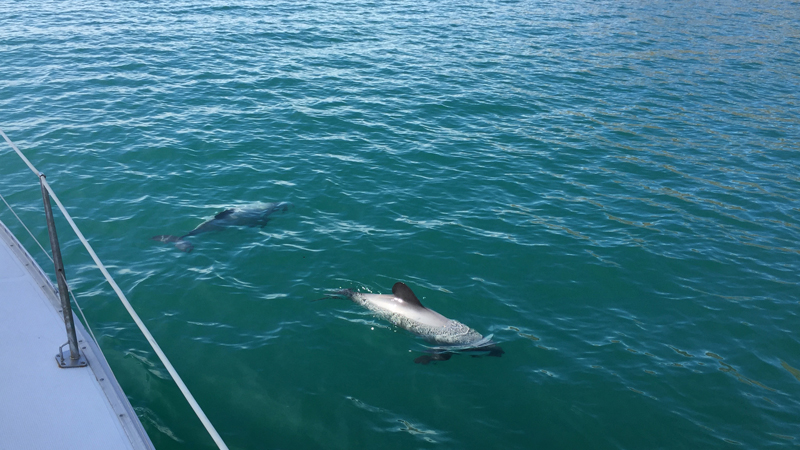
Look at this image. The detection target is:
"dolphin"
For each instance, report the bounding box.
[152,201,291,252]
[334,282,504,364]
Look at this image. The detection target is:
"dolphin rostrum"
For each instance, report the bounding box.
[152,201,291,252]
[334,282,504,364]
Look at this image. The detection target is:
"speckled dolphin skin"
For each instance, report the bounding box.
[152,201,291,252]
[339,282,504,363]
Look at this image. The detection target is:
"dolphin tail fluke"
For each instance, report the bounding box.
[152,235,181,243]
[315,289,354,301]
[151,235,194,253]
[334,289,355,298]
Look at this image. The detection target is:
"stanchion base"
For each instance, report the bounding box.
[55,343,87,369]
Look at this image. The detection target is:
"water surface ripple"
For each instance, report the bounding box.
[2,1,799,449]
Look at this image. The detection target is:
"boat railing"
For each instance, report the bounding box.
[0,129,229,450]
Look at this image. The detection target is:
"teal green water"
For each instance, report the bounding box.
[2,1,799,448]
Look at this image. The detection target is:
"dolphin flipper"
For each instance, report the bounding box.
[486,345,505,358]
[414,352,453,365]
[414,345,504,364]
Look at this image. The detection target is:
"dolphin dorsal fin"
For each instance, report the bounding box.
[392,282,425,308]
[214,209,235,220]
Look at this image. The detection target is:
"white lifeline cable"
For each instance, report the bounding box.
[1,129,229,450]
[0,191,52,259]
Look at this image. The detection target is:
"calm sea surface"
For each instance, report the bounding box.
[2,1,799,448]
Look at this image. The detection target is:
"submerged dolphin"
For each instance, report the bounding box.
[152,201,291,252]
[334,282,504,364]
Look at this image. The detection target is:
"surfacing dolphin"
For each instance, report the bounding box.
[333,282,504,364]
[152,201,291,252]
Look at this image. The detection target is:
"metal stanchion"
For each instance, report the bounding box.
[39,173,86,368]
